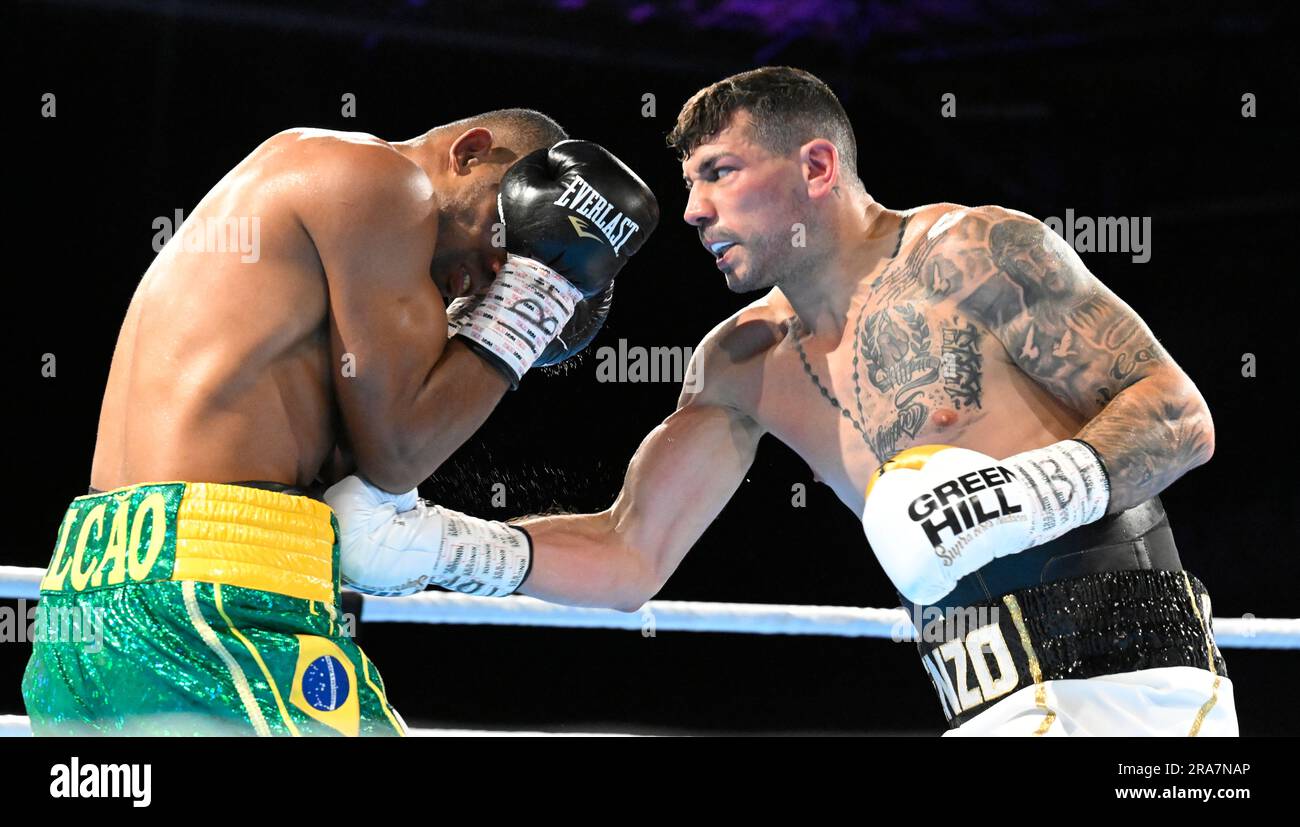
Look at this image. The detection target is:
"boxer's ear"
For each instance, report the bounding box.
[449,127,495,174]
[800,138,839,199]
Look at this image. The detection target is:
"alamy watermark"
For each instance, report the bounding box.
[1044,208,1151,263]
[890,602,1001,644]
[152,208,261,263]
[50,757,151,807]
[2,600,104,652]
[594,338,700,391]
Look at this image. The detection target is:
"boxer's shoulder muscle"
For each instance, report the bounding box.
[923,204,1178,416]
[899,204,1054,303]
[866,202,988,304]
[902,201,973,233]
[263,128,435,233]
[868,203,1047,309]
[272,127,388,147]
[678,291,787,414]
[261,130,437,289]
[923,202,1106,329]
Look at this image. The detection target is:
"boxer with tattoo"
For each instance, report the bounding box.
[333,68,1234,736]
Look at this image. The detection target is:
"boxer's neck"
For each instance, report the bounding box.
[392,132,450,204]
[781,196,899,341]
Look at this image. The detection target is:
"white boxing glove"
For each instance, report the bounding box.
[861,441,1110,605]
[324,475,532,597]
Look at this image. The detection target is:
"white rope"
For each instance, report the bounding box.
[0,566,42,600]
[4,565,1297,648]
[360,591,1300,648]
[0,716,32,738]
[362,591,911,638]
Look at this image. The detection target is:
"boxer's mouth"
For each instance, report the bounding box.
[706,239,739,267]
[705,239,737,257]
[443,265,473,303]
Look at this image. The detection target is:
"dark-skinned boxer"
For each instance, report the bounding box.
[22,110,659,736]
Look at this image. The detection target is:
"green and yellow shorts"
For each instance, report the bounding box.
[21,481,406,736]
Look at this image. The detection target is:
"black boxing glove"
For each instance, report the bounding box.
[500,140,658,295]
[535,279,615,368]
[448,140,658,387]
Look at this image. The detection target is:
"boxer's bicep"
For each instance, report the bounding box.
[519,327,763,609]
[519,403,762,610]
[956,211,1213,507]
[614,402,763,577]
[612,323,765,580]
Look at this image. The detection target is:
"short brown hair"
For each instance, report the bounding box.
[667,67,858,178]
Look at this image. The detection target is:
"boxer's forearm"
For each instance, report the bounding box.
[403,340,511,474]
[354,340,509,492]
[515,511,657,612]
[1075,371,1215,514]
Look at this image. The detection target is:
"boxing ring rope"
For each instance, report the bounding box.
[4,565,1297,736]
[361,589,1300,648]
[2,565,1296,648]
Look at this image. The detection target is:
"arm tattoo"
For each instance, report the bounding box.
[960,217,1162,412]
[1076,397,1212,505]
[958,214,1212,511]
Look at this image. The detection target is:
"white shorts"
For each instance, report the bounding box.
[944,666,1237,737]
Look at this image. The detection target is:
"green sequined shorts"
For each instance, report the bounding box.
[21,482,405,736]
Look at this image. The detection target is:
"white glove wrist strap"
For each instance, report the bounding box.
[420,504,533,597]
[447,254,583,382]
[1000,439,1110,547]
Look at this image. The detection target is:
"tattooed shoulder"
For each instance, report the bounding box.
[949,207,1171,415]
[867,205,1000,304]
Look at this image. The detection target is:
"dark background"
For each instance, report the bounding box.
[6,0,1298,735]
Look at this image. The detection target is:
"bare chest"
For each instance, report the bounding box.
[753,297,1045,514]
